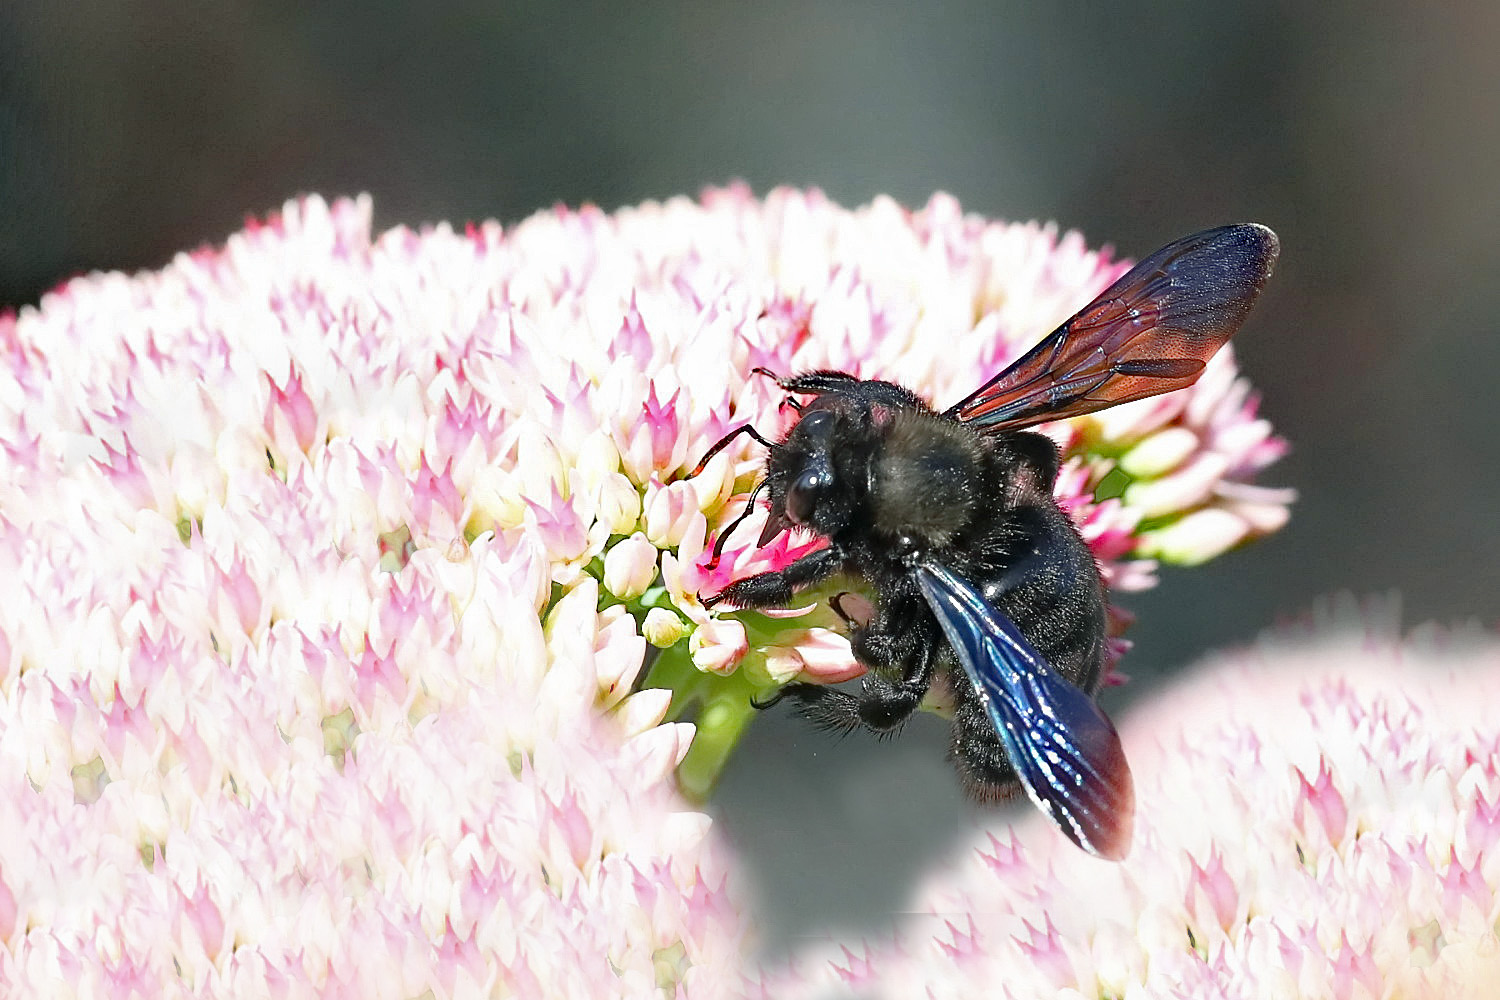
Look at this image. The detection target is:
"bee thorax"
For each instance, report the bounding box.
[869,415,983,549]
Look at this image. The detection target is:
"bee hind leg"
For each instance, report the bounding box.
[949,698,1022,800]
[769,676,925,737]
[761,682,865,736]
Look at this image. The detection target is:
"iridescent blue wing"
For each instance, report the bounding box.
[915,562,1134,860]
[947,224,1278,432]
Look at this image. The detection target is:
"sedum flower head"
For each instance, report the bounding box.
[767,614,1500,999]
[0,196,753,996]
[0,187,1288,993]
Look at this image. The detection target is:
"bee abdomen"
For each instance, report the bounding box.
[980,513,1108,692]
[1012,589,1107,692]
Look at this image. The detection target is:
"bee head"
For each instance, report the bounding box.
[760,399,876,543]
[782,408,838,523]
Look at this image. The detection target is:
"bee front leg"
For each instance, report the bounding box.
[702,545,843,610]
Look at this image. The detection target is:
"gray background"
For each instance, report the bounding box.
[5,0,1496,956]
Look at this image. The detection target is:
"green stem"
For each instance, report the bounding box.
[675,680,759,801]
[641,639,763,803]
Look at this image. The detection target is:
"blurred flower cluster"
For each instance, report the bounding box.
[0,187,1289,994]
[768,615,1500,999]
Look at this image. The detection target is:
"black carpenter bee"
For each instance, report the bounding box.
[694,224,1279,861]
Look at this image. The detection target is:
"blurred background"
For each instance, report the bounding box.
[5,0,1496,956]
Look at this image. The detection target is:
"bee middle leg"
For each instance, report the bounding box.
[771,674,920,735]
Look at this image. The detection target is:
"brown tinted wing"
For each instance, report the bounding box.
[947,224,1279,431]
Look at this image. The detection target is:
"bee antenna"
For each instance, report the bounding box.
[689,423,774,478]
[750,366,784,384]
[705,478,768,570]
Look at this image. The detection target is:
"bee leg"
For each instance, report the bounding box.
[772,672,920,736]
[769,683,865,735]
[845,592,932,678]
[703,545,843,609]
[949,698,1022,801]
[777,634,938,735]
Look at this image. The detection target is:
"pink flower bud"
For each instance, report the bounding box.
[603,532,658,600]
[690,619,748,675]
[762,628,861,684]
[643,479,702,548]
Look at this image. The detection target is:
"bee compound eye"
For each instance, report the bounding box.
[796,408,835,437]
[786,467,831,525]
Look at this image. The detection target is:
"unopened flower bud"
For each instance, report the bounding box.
[596,472,642,536]
[603,532,657,601]
[1123,453,1230,518]
[1139,507,1249,565]
[1119,427,1199,478]
[689,619,748,675]
[642,607,690,648]
[572,430,622,492]
[643,479,700,548]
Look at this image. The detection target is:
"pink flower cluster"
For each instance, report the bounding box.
[649,190,1289,684]
[0,187,1291,994]
[0,196,747,995]
[769,615,1500,999]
